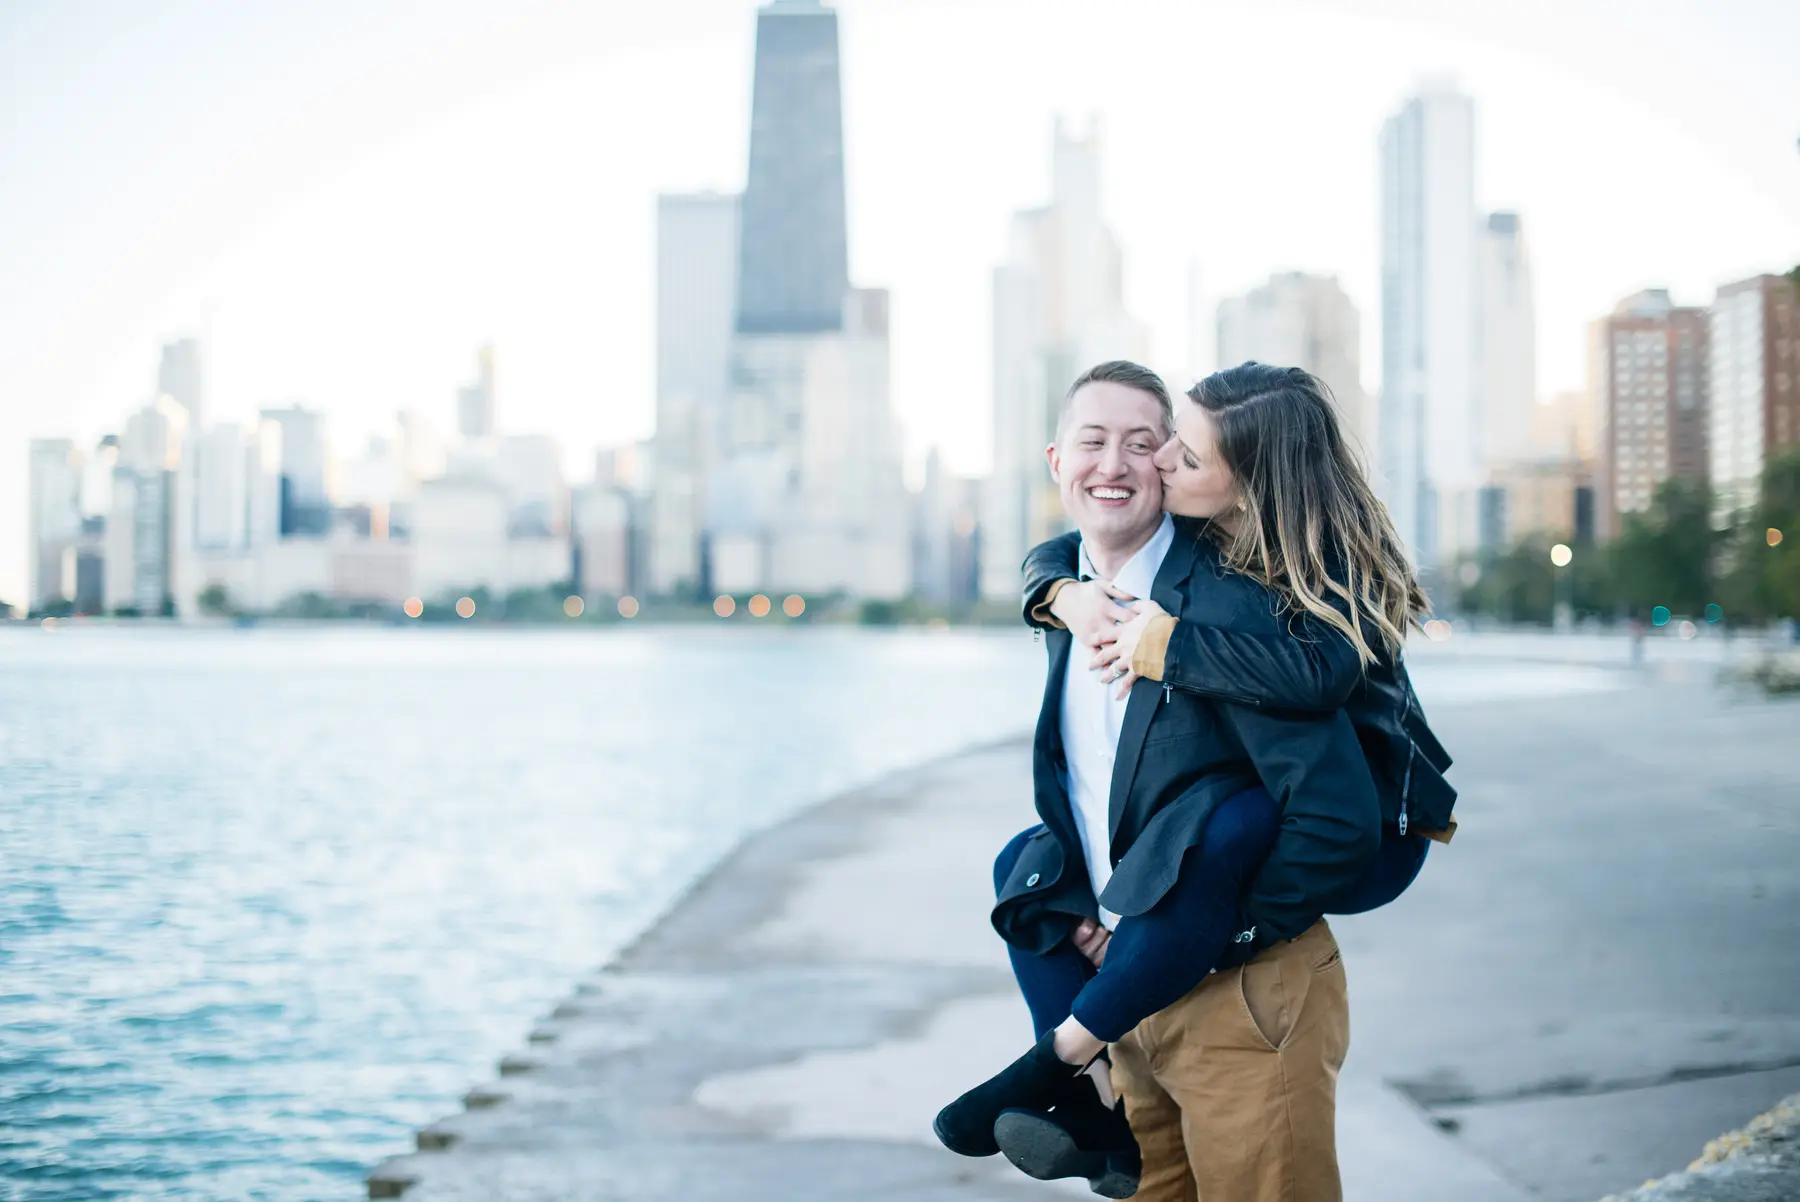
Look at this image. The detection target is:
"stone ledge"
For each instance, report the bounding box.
[1599,1093,1799,1201]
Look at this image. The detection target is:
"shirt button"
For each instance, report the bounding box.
[1025,873,1041,887]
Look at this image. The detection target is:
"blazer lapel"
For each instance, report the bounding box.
[1106,528,1202,842]
[1033,628,1080,849]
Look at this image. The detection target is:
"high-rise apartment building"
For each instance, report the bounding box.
[734,0,848,336]
[1216,271,1368,452]
[912,448,982,607]
[1478,212,1537,468]
[1592,290,1710,538]
[651,191,739,595]
[1380,80,1479,570]
[494,434,567,538]
[109,395,190,615]
[457,344,496,441]
[981,117,1149,601]
[713,286,910,596]
[1709,273,1800,518]
[193,424,250,552]
[28,439,84,610]
[158,338,205,430]
[259,404,330,536]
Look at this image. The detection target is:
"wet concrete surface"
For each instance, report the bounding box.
[369,660,1800,1201]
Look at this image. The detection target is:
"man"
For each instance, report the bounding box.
[984,361,1381,1201]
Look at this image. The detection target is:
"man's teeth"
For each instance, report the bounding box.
[1089,487,1132,500]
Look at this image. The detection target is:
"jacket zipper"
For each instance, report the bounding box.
[1398,742,1415,836]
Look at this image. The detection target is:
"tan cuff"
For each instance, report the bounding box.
[1130,614,1177,683]
[1418,815,1458,845]
[1029,578,1076,629]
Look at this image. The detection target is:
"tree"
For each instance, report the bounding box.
[277,591,340,620]
[197,583,236,617]
[1719,446,1800,622]
[1607,478,1717,617]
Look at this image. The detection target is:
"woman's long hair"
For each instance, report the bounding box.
[1189,362,1428,666]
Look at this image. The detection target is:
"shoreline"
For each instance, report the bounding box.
[365,733,1053,1201]
[364,659,1800,1202]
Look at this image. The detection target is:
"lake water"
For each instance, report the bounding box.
[0,626,1625,1200]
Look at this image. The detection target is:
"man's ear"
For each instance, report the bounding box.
[1044,442,1061,483]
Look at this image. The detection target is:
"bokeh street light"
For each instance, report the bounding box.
[1550,544,1574,630]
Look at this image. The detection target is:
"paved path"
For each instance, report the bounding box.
[369,657,1800,1201]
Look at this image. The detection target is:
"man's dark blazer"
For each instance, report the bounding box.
[991,521,1384,956]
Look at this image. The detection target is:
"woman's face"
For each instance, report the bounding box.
[1153,402,1241,519]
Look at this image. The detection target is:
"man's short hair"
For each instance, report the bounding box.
[1057,360,1175,442]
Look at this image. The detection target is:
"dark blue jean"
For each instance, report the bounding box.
[995,793,1427,1043]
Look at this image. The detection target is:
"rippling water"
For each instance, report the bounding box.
[1,626,1054,1200]
[0,626,1623,1200]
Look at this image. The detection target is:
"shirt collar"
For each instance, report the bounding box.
[1077,513,1175,600]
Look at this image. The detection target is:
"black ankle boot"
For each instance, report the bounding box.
[994,1085,1141,1198]
[932,1032,1085,1157]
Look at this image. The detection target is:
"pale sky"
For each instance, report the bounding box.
[4,0,1797,603]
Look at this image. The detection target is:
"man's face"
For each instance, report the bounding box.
[1046,381,1167,546]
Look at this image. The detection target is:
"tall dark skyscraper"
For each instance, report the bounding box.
[735,0,848,335]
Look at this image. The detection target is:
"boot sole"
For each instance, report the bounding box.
[993,1109,1139,1198]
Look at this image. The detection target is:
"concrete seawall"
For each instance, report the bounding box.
[368,652,1800,1202]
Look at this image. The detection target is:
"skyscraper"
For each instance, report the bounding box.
[158,338,204,430]
[702,0,910,598]
[113,395,190,615]
[652,191,740,595]
[194,424,251,552]
[1592,290,1710,539]
[981,116,1148,601]
[734,0,848,336]
[1709,273,1800,519]
[1216,271,1368,452]
[28,439,84,610]
[1380,81,1479,571]
[1478,212,1537,468]
[457,344,496,441]
[259,404,330,536]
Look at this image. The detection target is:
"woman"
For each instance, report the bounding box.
[935,363,1455,1193]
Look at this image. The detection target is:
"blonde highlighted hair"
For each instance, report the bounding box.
[1188,363,1428,666]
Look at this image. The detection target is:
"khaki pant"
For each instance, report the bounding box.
[1109,919,1349,1202]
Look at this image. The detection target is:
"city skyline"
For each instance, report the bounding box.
[3,0,1799,602]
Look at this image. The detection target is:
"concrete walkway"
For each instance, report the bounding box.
[368,660,1800,1201]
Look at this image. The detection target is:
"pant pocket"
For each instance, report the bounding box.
[1238,950,1311,1052]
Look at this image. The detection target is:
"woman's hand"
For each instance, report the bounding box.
[1048,579,1138,649]
[1090,599,1170,700]
[1072,917,1111,967]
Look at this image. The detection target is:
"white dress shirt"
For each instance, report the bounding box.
[1060,513,1175,930]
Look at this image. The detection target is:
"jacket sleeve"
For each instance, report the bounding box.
[1021,531,1082,629]
[1152,610,1363,712]
[1222,704,1383,943]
